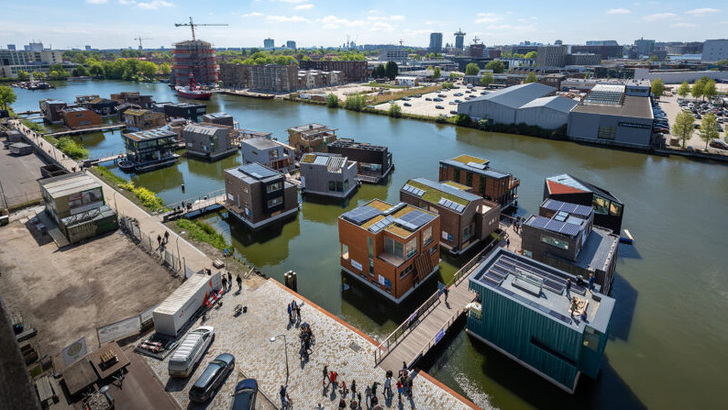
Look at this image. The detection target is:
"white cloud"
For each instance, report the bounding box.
[475,13,503,24]
[294,4,314,10]
[686,8,720,16]
[317,15,367,30]
[671,22,696,28]
[86,0,109,4]
[266,15,309,23]
[642,12,677,21]
[242,12,264,18]
[607,8,632,15]
[279,0,307,3]
[116,0,173,9]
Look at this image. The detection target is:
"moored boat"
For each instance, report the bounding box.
[175,73,212,100]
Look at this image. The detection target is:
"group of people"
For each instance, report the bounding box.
[299,322,314,362]
[220,271,243,293]
[156,231,170,249]
[287,300,302,323]
[320,364,414,410]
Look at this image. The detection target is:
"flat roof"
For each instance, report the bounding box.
[243,136,283,150]
[328,138,389,152]
[573,95,653,120]
[440,157,511,179]
[204,112,232,119]
[62,107,92,113]
[226,163,283,183]
[123,127,177,142]
[469,248,614,333]
[465,82,556,109]
[341,199,437,238]
[519,96,578,113]
[541,199,593,218]
[39,172,100,199]
[123,108,150,117]
[403,178,483,214]
[289,123,336,133]
[300,153,350,172]
[573,227,620,273]
[184,123,225,136]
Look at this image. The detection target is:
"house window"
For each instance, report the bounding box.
[541,235,569,250]
[453,168,461,182]
[466,172,473,186]
[400,264,414,280]
[329,181,336,191]
[341,243,349,260]
[368,237,374,275]
[597,126,616,140]
[269,149,279,160]
[395,241,404,258]
[385,237,404,258]
[406,238,417,259]
[266,182,282,193]
[479,177,485,194]
[423,226,433,246]
[267,197,283,207]
[463,224,472,241]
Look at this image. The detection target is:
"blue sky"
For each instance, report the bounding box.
[1,0,725,49]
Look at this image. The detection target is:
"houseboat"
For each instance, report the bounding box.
[121,127,180,173]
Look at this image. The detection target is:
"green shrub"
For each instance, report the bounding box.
[21,119,45,133]
[344,94,367,111]
[54,137,89,159]
[454,114,473,127]
[388,103,402,118]
[95,166,165,211]
[326,93,339,108]
[95,165,126,185]
[177,219,228,251]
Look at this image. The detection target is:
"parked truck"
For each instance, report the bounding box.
[153,272,222,337]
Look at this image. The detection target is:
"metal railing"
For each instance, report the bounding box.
[163,188,226,213]
[119,216,184,274]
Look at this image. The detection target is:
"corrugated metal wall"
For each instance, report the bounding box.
[468,280,581,390]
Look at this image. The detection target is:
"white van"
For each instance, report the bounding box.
[168,326,215,378]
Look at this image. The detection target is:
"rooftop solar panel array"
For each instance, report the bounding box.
[528,216,582,236]
[583,84,625,106]
[542,199,592,218]
[341,205,382,225]
[398,209,436,229]
[402,184,425,197]
[239,163,279,180]
[368,215,395,233]
[437,197,466,213]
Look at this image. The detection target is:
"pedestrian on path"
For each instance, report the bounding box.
[396,380,403,401]
[222,276,227,291]
[322,365,328,387]
[383,375,392,398]
[287,303,293,323]
[443,287,449,302]
[279,385,288,407]
[566,278,572,298]
[506,238,511,249]
[295,304,301,322]
[227,271,233,289]
[371,381,379,399]
[339,398,347,409]
[164,231,170,244]
[365,386,371,408]
[588,273,595,291]
[328,370,338,389]
[350,379,356,396]
[157,235,162,246]
[236,275,242,292]
[339,380,348,397]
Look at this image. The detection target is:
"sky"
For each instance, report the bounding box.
[0,0,725,50]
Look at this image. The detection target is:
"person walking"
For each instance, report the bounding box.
[339,380,348,397]
[322,365,329,387]
[396,379,403,402]
[287,303,293,323]
[506,238,511,249]
[364,386,371,408]
[222,276,227,291]
[236,275,242,291]
[164,231,169,244]
[383,375,392,398]
[295,304,302,322]
[157,234,162,246]
[371,381,379,399]
[227,271,233,289]
[443,286,449,302]
[566,278,572,298]
[279,385,287,408]
[328,370,338,389]
[588,273,595,291]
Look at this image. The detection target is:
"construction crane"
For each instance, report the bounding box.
[134,36,152,50]
[174,17,227,41]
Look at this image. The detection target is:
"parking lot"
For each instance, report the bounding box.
[0,144,46,209]
[659,85,727,153]
[373,83,491,118]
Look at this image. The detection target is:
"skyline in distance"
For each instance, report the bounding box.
[0,0,725,50]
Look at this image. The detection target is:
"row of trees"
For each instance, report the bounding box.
[676,77,718,100]
[673,111,721,150]
[223,49,367,66]
[371,61,399,80]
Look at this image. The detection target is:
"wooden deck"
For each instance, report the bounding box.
[159,194,226,221]
[45,123,126,138]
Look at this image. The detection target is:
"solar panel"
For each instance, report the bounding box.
[342,205,382,225]
[313,156,329,166]
[548,309,572,324]
[398,210,436,229]
[402,184,425,197]
[240,163,278,180]
[554,211,568,222]
[368,215,395,233]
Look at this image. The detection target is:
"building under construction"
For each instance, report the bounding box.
[173,40,219,86]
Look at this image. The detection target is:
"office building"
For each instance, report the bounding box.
[521,199,619,294]
[701,39,728,62]
[299,153,359,199]
[438,155,520,210]
[400,178,500,255]
[338,199,440,303]
[536,46,567,67]
[286,40,296,50]
[429,33,443,54]
[454,28,466,50]
[466,248,615,393]
[223,163,299,230]
[634,38,655,56]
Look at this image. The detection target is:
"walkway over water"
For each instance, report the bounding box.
[159,190,226,221]
[375,234,506,371]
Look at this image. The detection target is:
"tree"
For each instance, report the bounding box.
[159,63,171,76]
[673,111,695,149]
[433,67,441,79]
[484,60,504,74]
[344,94,367,111]
[384,61,398,80]
[16,71,30,81]
[465,63,480,76]
[137,61,158,78]
[371,65,385,79]
[0,86,17,110]
[388,103,402,118]
[691,79,704,100]
[524,51,537,59]
[525,72,538,83]
[702,79,717,101]
[651,78,664,98]
[72,65,89,77]
[677,81,690,99]
[480,72,494,86]
[441,82,454,89]
[699,113,719,150]
[326,93,339,108]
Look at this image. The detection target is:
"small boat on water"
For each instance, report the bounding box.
[619,229,634,245]
[175,73,212,100]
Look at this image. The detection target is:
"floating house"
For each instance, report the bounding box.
[154,102,207,122]
[123,109,166,131]
[240,137,295,172]
[299,153,358,199]
[327,138,394,184]
[287,123,337,155]
[61,107,102,130]
[182,123,238,161]
[110,91,154,109]
[77,96,119,116]
[38,173,118,244]
[544,174,624,234]
[121,128,180,173]
[521,199,619,294]
[39,99,68,124]
[202,112,235,128]
[467,247,614,393]
[223,163,299,230]
[400,178,500,255]
[439,155,520,210]
[338,199,440,303]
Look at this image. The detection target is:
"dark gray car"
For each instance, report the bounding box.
[189,353,235,403]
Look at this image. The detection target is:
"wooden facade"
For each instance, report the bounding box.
[439,155,520,210]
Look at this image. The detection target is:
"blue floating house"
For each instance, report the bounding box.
[466,247,615,393]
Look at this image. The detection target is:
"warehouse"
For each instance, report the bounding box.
[515,96,578,130]
[457,82,557,125]
[567,83,654,149]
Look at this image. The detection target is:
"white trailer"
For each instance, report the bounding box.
[153,272,222,337]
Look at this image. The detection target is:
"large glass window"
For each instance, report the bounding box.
[385,238,404,259]
[266,182,282,193]
[541,235,569,250]
[267,197,283,207]
[341,243,349,260]
[406,238,417,259]
[466,172,473,186]
[423,226,433,246]
[597,126,616,140]
[453,168,461,182]
[463,224,472,241]
[385,237,394,254]
[394,241,404,258]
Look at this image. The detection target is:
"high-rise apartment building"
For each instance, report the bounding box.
[429,33,443,54]
[264,38,275,50]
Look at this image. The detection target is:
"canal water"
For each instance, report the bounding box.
[12,80,728,409]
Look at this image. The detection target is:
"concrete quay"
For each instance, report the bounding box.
[142,279,480,409]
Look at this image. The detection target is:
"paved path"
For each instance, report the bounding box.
[143,279,480,410]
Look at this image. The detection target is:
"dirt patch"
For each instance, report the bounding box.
[0,221,182,357]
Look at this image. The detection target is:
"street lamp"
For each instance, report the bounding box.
[270,334,289,387]
[176,231,186,272]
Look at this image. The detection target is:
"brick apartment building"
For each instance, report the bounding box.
[300,60,368,82]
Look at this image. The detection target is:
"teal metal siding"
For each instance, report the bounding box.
[468,281,581,390]
[579,323,609,378]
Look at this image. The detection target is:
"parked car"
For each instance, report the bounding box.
[230,379,258,410]
[435,105,444,109]
[168,326,215,378]
[433,97,443,102]
[449,101,456,105]
[425,97,432,101]
[403,102,412,107]
[709,140,728,150]
[450,110,458,114]
[189,353,236,403]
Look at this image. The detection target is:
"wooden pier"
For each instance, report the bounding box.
[374,233,505,371]
[159,192,227,222]
[45,123,126,138]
